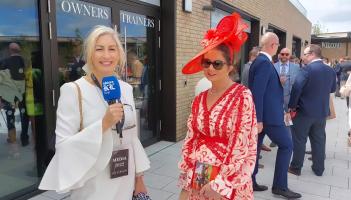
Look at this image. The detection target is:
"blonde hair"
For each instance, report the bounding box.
[83,25,125,73]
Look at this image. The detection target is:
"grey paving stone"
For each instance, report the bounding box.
[147,187,173,200]
[330,186,351,200]
[166,194,178,200]
[161,180,181,194]
[333,166,351,178]
[151,162,180,178]
[41,191,70,200]
[288,178,331,197]
[144,172,175,189]
[28,195,54,200]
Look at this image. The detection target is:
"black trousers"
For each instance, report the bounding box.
[290,113,326,175]
[3,96,29,141]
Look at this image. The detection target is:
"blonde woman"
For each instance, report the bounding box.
[39,25,150,200]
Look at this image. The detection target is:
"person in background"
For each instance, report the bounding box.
[249,32,301,199]
[39,25,150,200]
[339,70,351,145]
[322,57,331,66]
[66,40,85,82]
[288,44,336,177]
[0,42,29,147]
[340,57,351,108]
[269,48,300,148]
[241,46,271,154]
[194,77,212,96]
[241,46,259,87]
[334,58,343,97]
[179,13,257,200]
[289,54,296,63]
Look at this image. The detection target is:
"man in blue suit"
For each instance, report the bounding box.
[269,48,301,147]
[249,32,301,199]
[288,44,336,176]
[274,48,300,113]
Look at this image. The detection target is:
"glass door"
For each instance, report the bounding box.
[54,0,112,86]
[0,0,44,199]
[119,10,159,144]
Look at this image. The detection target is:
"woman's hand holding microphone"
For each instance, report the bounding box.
[102,103,124,133]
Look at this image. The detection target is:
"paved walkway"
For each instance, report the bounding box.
[30,97,351,200]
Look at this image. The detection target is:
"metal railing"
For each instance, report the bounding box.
[289,0,307,17]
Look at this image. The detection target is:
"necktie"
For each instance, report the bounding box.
[281,64,287,76]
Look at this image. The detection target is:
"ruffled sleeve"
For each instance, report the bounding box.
[39,82,112,193]
[209,89,258,199]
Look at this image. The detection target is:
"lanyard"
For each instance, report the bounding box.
[91,74,123,139]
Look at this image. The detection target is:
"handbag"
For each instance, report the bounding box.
[45,82,83,167]
[72,81,83,131]
[132,192,152,200]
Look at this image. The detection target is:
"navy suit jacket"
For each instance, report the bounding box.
[289,60,336,119]
[249,53,285,126]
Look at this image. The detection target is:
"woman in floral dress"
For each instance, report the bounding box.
[178,13,257,200]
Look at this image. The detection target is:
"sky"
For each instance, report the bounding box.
[299,0,351,33]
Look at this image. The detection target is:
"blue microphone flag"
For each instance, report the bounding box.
[102,76,121,101]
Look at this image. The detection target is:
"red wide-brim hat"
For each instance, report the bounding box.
[182,13,248,74]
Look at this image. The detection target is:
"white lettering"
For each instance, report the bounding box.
[61,0,71,13]
[120,12,155,28]
[83,4,90,16]
[112,156,127,162]
[322,42,341,48]
[60,0,109,20]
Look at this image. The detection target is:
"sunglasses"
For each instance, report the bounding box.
[201,59,227,70]
[280,53,289,56]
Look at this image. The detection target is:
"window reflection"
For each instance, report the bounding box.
[0,0,44,197]
[120,11,156,142]
[56,0,111,86]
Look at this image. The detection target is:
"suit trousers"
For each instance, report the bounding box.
[290,113,326,175]
[252,125,293,189]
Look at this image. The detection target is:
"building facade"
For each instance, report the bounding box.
[0,0,162,199]
[0,0,310,199]
[312,32,351,61]
[175,0,311,141]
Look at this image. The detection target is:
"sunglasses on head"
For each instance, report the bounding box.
[201,59,227,70]
[280,53,289,56]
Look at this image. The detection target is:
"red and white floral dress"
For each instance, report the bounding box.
[178,83,258,200]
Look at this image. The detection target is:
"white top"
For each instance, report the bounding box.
[39,77,150,200]
[195,77,212,96]
[340,74,351,127]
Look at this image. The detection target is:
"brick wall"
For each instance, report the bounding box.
[175,0,211,141]
[226,0,311,51]
[175,0,311,140]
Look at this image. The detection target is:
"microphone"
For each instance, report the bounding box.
[102,76,124,137]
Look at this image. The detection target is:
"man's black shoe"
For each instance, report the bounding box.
[272,187,302,199]
[253,183,268,191]
[288,167,301,176]
[311,167,323,176]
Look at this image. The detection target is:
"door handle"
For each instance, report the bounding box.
[52,89,55,107]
